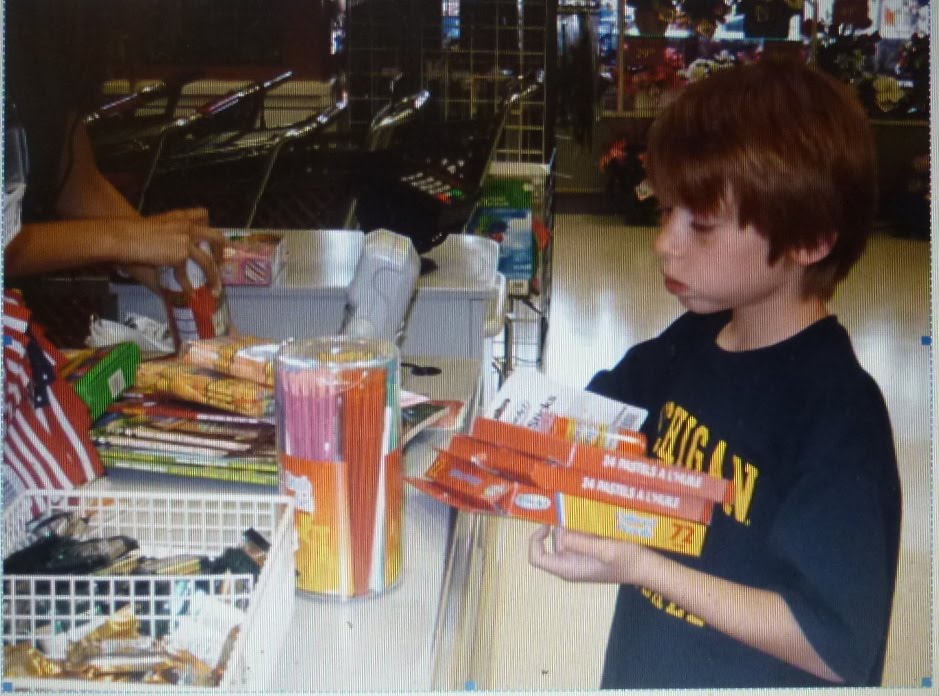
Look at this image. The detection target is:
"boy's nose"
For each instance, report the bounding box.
[653,222,678,259]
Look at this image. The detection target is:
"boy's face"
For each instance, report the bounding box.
[653,201,805,316]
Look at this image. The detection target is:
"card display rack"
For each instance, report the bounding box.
[346,0,557,164]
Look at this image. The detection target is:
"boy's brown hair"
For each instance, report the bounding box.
[645,59,877,299]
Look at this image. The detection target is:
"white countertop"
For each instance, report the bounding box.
[109,231,505,359]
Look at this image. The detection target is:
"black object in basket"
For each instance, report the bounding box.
[353,143,485,254]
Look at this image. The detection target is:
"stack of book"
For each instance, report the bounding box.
[93,335,280,486]
[93,397,277,486]
[400,396,468,445]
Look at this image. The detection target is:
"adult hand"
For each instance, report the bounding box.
[528,525,653,585]
[118,208,225,296]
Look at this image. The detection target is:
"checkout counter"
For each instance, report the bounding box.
[109,229,506,362]
[97,356,493,691]
[91,230,507,690]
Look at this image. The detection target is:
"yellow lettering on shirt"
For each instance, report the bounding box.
[684,424,709,472]
[648,404,760,526]
[726,456,759,523]
[658,401,674,437]
[642,589,665,611]
[655,404,688,464]
[707,439,727,480]
[675,415,699,471]
[665,602,686,619]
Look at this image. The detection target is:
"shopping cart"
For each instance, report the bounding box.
[352,72,544,263]
[92,70,294,210]
[85,70,201,138]
[139,89,431,230]
[140,97,351,228]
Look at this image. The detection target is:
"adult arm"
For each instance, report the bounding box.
[5,119,224,295]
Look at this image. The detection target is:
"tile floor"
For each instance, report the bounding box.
[479,213,933,689]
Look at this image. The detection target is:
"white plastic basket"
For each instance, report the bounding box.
[2,489,295,691]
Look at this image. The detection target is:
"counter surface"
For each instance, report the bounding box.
[109,230,504,360]
[98,356,484,691]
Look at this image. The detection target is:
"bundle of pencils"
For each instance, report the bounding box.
[135,359,274,418]
[180,335,280,387]
[276,338,402,599]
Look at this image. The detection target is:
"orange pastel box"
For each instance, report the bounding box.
[408,451,708,556]
[446,435,714,524]
[470,417,732,505]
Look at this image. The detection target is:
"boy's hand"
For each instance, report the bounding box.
[529,525,652,584]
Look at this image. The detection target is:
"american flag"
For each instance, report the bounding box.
[3,290,104,507]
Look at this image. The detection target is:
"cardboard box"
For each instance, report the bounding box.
[446,435,714,523]
[406,372,727,556]
[61,343,141,421]
[221,231,286,286]
[470,417,732,505]
[407,452,708,556]
[468,179,537,296]
[407,416,737,555]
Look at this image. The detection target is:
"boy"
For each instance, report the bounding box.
[529,59,902,688]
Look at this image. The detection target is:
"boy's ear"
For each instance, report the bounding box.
[790,232,836,267]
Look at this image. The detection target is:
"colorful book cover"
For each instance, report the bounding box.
[91,409,277,476]
[401,402,451,445]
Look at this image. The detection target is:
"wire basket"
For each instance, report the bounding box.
[141,130,365,229]
[2,489,295,691]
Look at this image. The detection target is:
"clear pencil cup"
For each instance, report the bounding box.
[275,337,403,599]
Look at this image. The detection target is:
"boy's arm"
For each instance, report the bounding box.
[529,526,843,683]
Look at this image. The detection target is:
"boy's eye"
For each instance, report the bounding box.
[690,218,717,233]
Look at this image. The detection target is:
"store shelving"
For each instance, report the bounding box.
[592,0,930,119]
[346,0,557,163]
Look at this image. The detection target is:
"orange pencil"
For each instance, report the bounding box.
[342,368,364,596]
[364,369,386,594]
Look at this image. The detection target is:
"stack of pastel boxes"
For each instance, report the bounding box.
[408,416,733,557]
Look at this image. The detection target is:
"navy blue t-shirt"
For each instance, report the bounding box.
[588,311,901,688]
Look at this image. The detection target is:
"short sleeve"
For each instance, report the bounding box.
[765,405,900,684]
[586,337,663,406]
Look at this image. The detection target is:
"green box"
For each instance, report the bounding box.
[63,343,141,421]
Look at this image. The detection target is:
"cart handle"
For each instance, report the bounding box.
[281,96,350,141]
[366,90,431,151]
[84,83,168,125]
[84,70,202,125]
[244,97,350,228]
[197,70,294,117]
[499,69,544,112]
[155,70,297,142]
